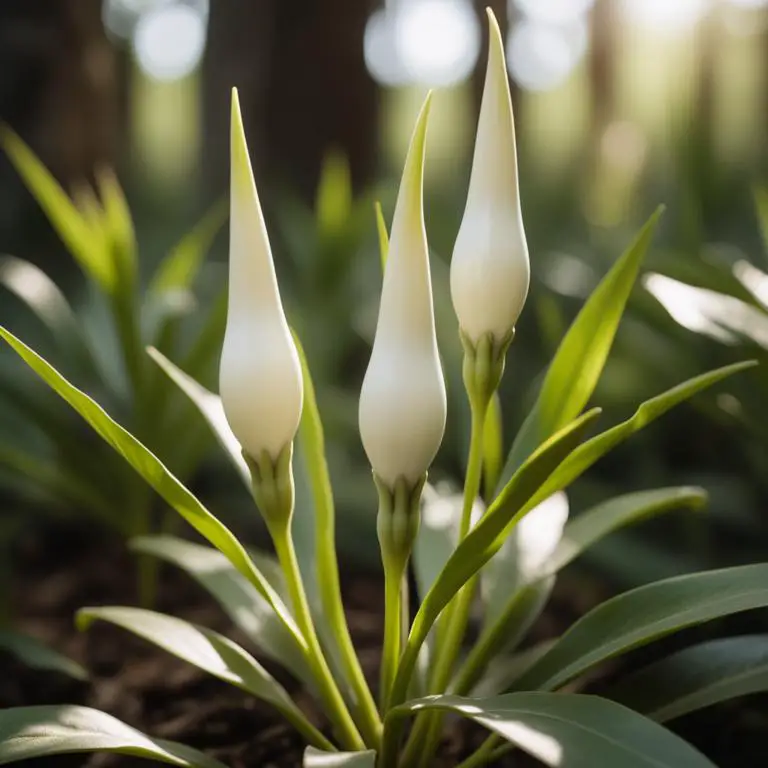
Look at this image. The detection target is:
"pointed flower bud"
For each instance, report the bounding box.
[450,9,530,345]
[359,95,447,490]
[219,88,303,461]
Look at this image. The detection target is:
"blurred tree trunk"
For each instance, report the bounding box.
[0,0,116,278]
[203,0,378,202]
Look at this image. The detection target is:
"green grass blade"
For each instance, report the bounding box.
[0,706,227,767]
[1,129,114,292]
[389,693,716,768]
[0,325,303,650]
[515,564,768,692]
[498,208,663,492]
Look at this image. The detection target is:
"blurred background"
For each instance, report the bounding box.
[1,0,768,584]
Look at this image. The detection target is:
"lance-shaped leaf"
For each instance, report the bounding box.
[605,634,768,723]
[498,208,663,491]
[130,535,308,682]
[515,563,768,692]
[1,129,115,292]
[0,706,227,767]
[387,409,599,713]
[0,630,87,681]
[389,693,715,768]
[0,326,302,650]
[525,361,755,514]
[77,607,331,750]
[304,747,377,767]
[147,347,249,485]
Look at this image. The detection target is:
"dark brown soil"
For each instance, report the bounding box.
[3,522,767,767]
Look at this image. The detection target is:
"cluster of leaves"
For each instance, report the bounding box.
[0,131,227,582]
[0,203,766,768]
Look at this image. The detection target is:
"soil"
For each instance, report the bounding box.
[3,522,768,767]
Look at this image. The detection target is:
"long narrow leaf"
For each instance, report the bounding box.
[129,535,309,682]
[499,208,663,490]
[77,607,331,750]
[147,347,249,485]
[546,486,707,576]
[389,410,599,711]
[0,326,302,649]
[304,747,376,767]
[1,129,114,291]
[515,564,768,692]
[0,706,227,767]
[605,634,768,723]
[528,362,755,513]
[389,692,715,767]
[0,631,87,680]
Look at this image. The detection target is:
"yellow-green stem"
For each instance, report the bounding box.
[380,558,406,711]
[271,524,365,751]
[402,399,487,766]
[455,734,505,768]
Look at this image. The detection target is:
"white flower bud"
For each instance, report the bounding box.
[359,95,447,490]
[219,88,303,461]
[450,10,530,345]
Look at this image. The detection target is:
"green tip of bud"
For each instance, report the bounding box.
[399,92,432,226]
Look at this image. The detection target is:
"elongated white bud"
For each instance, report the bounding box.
[219,88,303,461]
[450,9,530,345]
[359,95,447,490]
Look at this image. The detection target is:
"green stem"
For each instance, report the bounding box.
[455,735,505,768]
[402,399,487,766]
[271,523,365,751]
[299,436,381,747]
[380,557,406,711]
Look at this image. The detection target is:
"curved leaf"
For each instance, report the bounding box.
[527,362,755,514]
[0,705,227,767]
[545,486,707,576]
[77,606,331,750]
[129,535,308,682]
[499,208,663,490]
[390,692,715,767]
[389,410,599,710]
[1,129,115,292]
[606,634,768,722]
[515,564,768,692]
[0,630,87,680]
[150,200,228,295]
[0,326,301,649]
[304,747,376,767]
[147,347,249,485]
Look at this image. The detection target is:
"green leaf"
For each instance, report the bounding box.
[147,347,249,485]
[374,200,389,271]
[77,606,331,750]
[0,705,227,767]
[129,535,309,682]
[390,410,599,708]
[546,486,707,576]
[1,129,115,292]
[606,634,768,723]
[316,151,352,241]
[483,392,503,501]
[149,200,228,295]
[528,362,755,514]
[304,747,376,767]
[0,326,302,649]
[515,563,768,692]
[483,492,569,625]
[96,168,137,287]
[499,209,663,491]
[390,692,716,767]
[755,186,768,255]
[471,640,557,697]
[0,630,87,680]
